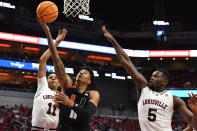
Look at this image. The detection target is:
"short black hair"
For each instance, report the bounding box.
[79,66,95,89]
[156,68,170,84]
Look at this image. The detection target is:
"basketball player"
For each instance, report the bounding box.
[31,18,67,130]
[102,25,197,131]
[37,16,100,131]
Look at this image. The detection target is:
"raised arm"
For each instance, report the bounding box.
[37,28,63,78]
[174,93,197,129]
[37,16,72,91]
[102,26,147,91]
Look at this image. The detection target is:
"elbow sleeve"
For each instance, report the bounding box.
[72,102,96,121]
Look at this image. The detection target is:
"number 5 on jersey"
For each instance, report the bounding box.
[148,108,157,122]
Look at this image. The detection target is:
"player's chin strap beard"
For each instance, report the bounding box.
[149,85,164,92]
[149,85,158,92]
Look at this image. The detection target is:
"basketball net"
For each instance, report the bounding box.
[63,0,90,17]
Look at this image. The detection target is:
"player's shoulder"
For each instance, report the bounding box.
[86,90,99,94]
[37,76,47,82]
[88,90,100,99]
[66,85,77,91]
[35,76,48,96]
[173,95,181,101]
[173,95,186,110]
[141,86,151,92]
[37,76,48,87]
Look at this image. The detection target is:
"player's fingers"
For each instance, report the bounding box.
[55,92,61,96]
[59,92,66,97]
[54,100,62,104]
[54,94,60,98]
[56,90,62,94]
[54,95,61,100]
[57,94,65,100]
[56,100,64,104]
[37,16,43,25]
[54,95,62,100]
[56,91,61,95]
[38,16,42,21]
[54,93,59,97]
[102,25,106,32]
[37,16,40,22]
[54,97,60,101]
[41,17,46,25]
[56,91,63,96]
[104,34,108,38]
[188,93,192,98]
[62,29,67,35]
[56,91,67,99]
[191,92,195,98]
[58,30,61,35]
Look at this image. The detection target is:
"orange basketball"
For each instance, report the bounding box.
[36,1,58,23]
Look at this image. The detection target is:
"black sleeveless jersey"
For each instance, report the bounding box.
[59,87,90,131]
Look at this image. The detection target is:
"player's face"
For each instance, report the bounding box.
[48,74,59,90]
[76,69,91,86]
[149,71,165,91]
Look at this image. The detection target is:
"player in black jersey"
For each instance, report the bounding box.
[37,16,100,131]
[56,66,98,131]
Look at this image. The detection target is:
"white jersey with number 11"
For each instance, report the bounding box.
[32,77,59,129]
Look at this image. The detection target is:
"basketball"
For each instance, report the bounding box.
[36,1,58,23]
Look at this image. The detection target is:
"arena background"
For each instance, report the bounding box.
[0,0,197,130]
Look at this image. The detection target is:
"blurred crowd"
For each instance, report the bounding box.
[0,105,32,131]
[0,105,190,131]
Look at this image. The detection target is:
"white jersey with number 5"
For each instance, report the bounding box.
[32,77,59,129]
[138,87,174,131]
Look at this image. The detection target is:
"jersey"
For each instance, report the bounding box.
[32,77,59,129]
[138,87,174,131]
[59,87,90,131]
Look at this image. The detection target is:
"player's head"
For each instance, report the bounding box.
[47,74,59,90]
[76,66,95,90]
[149,68,170,92]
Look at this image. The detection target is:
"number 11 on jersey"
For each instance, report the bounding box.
[47,103,56,116]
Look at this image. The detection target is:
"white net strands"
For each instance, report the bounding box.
[63,0,90,17]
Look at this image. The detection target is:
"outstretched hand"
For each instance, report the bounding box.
[37,16,49,32]
[188,93,197,113]
[102,25,116,43]
[54,91,74,108]
[55,29,67,44]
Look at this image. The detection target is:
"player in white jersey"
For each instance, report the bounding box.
[102,25,197,131]
[31,19,67,130]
